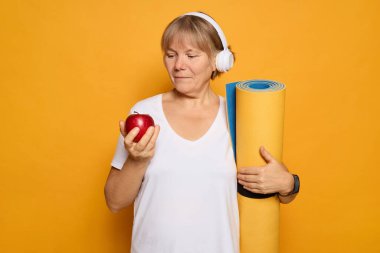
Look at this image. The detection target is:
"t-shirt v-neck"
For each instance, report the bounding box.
[159,93,223,144]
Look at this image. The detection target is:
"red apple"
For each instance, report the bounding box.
[125,112,155,142]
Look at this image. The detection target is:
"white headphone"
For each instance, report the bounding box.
[183,12,234,72]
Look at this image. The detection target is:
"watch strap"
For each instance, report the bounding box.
[279,174,300,197]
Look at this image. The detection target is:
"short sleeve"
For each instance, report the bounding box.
[110,134,128,170]
[110,98,153,170]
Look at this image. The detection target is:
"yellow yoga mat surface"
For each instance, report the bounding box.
[226,80,286,253]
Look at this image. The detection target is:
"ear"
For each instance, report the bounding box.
[211,55,217,72]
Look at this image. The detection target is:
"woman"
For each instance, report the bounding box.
[105,12,298,253]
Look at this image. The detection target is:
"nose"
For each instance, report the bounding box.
[174,55,185,70]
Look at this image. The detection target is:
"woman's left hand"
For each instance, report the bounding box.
[237,146,294,195]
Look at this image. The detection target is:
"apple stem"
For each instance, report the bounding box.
[133,111,139,114]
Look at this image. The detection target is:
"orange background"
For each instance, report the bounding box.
[1,1,379,252]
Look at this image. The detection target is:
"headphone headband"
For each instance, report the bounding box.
[181,12,234,72]
[183,12,229,50]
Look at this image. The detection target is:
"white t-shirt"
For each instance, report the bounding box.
[111,94,239,253]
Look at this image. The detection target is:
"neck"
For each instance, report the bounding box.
[171,86,218,108]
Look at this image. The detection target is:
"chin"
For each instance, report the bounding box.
[174,86,192,94]
[173,85,196,96]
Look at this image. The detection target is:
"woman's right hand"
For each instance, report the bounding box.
[119,120,160,162]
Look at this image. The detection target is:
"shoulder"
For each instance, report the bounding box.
[218,95,228,119]
[218,95,226,110]
[130,94,162,115]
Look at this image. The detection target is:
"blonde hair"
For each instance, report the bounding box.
[161,13,234,79]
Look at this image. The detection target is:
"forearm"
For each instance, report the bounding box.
[104,158,149,212]
[278,192,298,204]
[278,173,299,204]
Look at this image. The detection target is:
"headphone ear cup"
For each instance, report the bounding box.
[216,50,234,72]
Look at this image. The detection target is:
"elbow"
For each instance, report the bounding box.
[105,196,125,213]
[104,187,132,213]
[107,203,122,213]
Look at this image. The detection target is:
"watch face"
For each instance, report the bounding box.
[292,174,300,194]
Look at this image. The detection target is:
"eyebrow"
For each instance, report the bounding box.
[166,47,201,53]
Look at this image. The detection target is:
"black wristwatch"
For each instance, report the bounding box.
[279,174,300,197]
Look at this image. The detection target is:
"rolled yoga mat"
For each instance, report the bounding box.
[226,80,286,253]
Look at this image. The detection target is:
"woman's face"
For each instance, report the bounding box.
[164,37,216,97]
